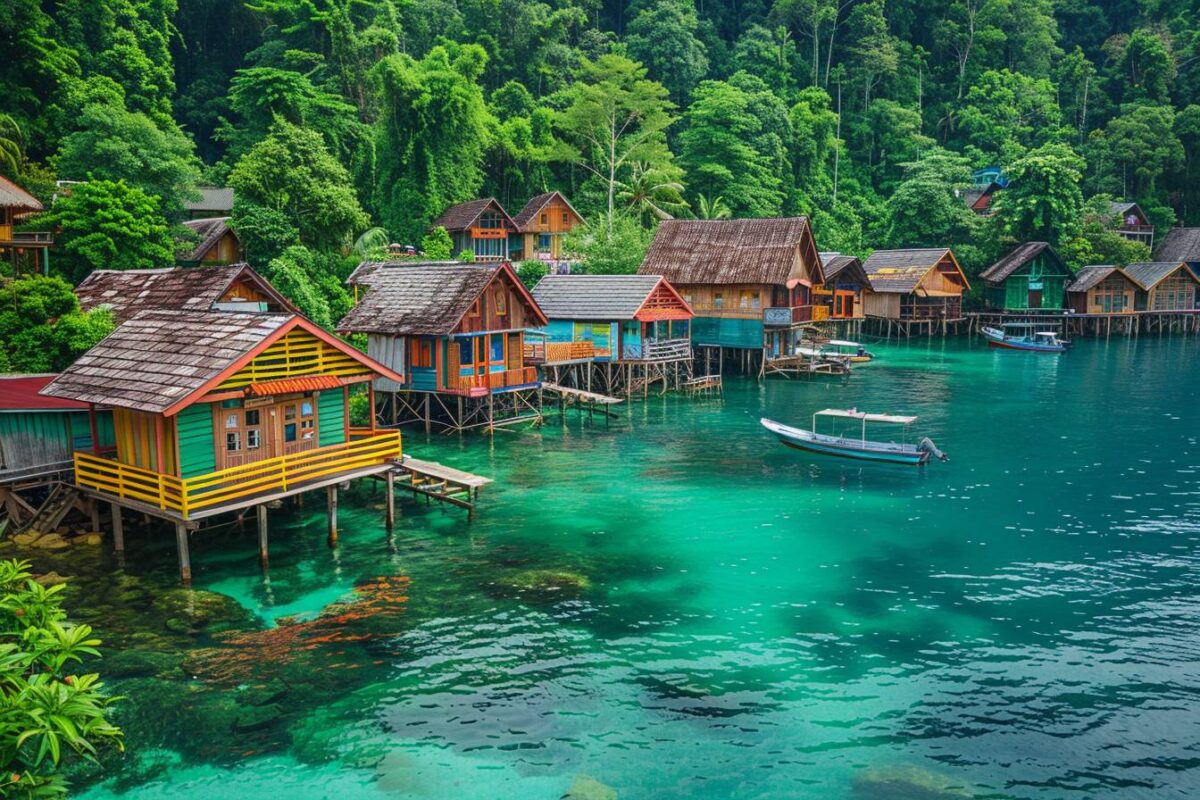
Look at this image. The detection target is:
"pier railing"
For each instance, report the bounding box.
[524,341,595,363]
[448,366,539,395]
[623,338,692,361]
[73,429,402,519]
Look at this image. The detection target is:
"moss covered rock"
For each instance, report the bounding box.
[494,569,591,601]
[562,774,618,800]
[852,765,974,800]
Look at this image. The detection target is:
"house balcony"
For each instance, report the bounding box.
[621,338,692,361]
[524,341,595,364]
[72,429,402,520]
[448,366,539,396]
[689,304,765,320]
[763,306,817,326]
[0,226,53,245]
[1117,224,1154,245]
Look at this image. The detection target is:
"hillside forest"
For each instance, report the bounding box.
[3,0,1199,368]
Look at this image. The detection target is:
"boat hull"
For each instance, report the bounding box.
[761,418,930,465]
[980,326,1066,352]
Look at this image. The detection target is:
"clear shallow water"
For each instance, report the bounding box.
[66,337,1200,799]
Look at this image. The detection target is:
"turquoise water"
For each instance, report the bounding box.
[62,337,1200,799]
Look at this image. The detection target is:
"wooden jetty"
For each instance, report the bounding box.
[683,374,723,396]
[762,354,850,379]
[390,455,491,514]
[541,383,623,420]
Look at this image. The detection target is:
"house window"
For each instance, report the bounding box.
[245,410,260,426]
[247,429,261,449]
[740,290,759,309]
[285,424,297,442]
[538,233,552,250]
[490,334,504,362]
[226,431,241,451]
[494,287,507,315]
[713,293,724,309]
[473,237,505,259]
[562,212,569,224]
[412,339,433,368]
[468,298,481,317]
[459,338,474,366]
[540,213,548,225]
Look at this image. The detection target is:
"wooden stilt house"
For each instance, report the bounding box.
[337,262,548,431]
[1124,262,1200,311]
[510,191,584,268]
[637,218,826,359]
[862,248,970,321]
[979,242,1072,311]
[40,310,403,523]
[431,199,519,262]
[1064,266,1138,314]
[75,264,296,325]
[0,375,115,483]
[816,254,872,319]
[0,176,52,274]
[529,275,693,363]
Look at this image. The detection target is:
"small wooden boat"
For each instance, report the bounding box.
[981,322,1068,352]
[761,410,947,466]
[795,339,875,364]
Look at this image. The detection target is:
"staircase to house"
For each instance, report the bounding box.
[15,483,80,536]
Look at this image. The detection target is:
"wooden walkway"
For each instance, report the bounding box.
[390,455,491,514]
[683,374,723,396]
[542,382,624,420]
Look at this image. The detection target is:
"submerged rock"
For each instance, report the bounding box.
[34,571,69,586]
[232,703,284,732]
[104,649,184,679]
[30,533,70,550]
[495,569,591,600]
[561,774,617,800]
[152,588,253,632]
[852,765,974,800]
[12,532,41,546]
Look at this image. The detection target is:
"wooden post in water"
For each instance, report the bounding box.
[257,504,269,567]
[385,470,395,530]
[89,500,100,534]
[326,487,338,546]
[175,524,191,585]
[111,503,124,552]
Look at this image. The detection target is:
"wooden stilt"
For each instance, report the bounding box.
[326,487,338,546]
[111,503,124,553]
[385,470,395,530]
[175,523,191,585]
[89,501,100,534]
[257,504,269,567]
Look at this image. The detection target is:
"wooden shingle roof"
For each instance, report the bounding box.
[430,198,517,232]
[178,217,235,262]
[531,275,680,321]
[346,260,468,287]
[1124,261,1195,290]
[41,311,398,415]
[0,176,43,212]
[512,191,584,231]
[979,242,1066,284]
[862,248,968,293]
[74,264,295,325]
[338,263,546,335]
[1065,266,1124,293]
[819,253,872,289]
[1154,228,1200,262]
[638,217,823,286]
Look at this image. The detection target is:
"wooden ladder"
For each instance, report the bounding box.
[15,484,80,536]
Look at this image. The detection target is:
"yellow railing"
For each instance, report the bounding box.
[73,430,401,519]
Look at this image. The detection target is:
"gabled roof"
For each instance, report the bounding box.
[184,187,235,213]
[0,176,43,212]
[178,217,237,262]
[346,260,469,287]
[961,182,1000,211]
[638,217,824,287]
[512,191,584,231]
[1065,265,1128,294]
[41,310,399,416]
[1124,261,1198,290]
[75,264,296,325]
[1154,228,1200,262]
[1109,200,1142,218]
[337,262,547,336]
[819,253,872,289]
[979,242,1068,284]
[431,198,517,232]
[862,248,970,293]
[0,375,87,411]
[530,275,690,321]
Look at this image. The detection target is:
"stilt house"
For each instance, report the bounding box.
[1107,201,1155,249]
[1154,229,1200,300]
[1124,262,1200,311]
[40,310,403,522]
[431,199,518,262]
[979,242,1072,311]
[637,217,825,353]
[0,375,114,483]
[75,264,295,325]
[816,254,872,319]
[529,275,693,363]
[0,176,52,273]
[1064,266,1138,314]
[510,192,584,267]
[338,262,547,431]
[862,248,970,320]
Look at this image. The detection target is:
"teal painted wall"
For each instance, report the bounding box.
[177,403,216,479]
[692,317,763,349]
[317,390,345,446]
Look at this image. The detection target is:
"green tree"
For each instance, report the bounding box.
[259,245,353,329]
[517,260,547,289]
[626,0,709,105]
[421,226,453,259]
[1102,104,1184,198]
[562,215,654,275]
[1117,28,1176,103]
[1061,196,1152,268]
[556,54,678,237]
[695,194,732,219]
[0,276,114,372]
[373,45,494,244]
[229,120,369,251]
[617,162,688,223]
[39,179,176,282]
[884,148,979,248]
[992,143,1085,245]
[957,69,1064,160]
[229,200,301,267]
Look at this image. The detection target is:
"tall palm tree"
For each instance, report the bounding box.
[0,115,23,177]
[617,162,689,225]
[695,194,732,220]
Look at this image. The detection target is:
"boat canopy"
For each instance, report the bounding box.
[814,408,918,425]
[826,339,861,347]
[1001,321,1058,328]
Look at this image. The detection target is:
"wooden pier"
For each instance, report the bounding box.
[762,354,851,379]
[542,382,623,420]
[683,374,723,396]
[390,455,491,514]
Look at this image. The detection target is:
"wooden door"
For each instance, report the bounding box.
[1028,289,1043,308]
[276,397,318,456]
[215,405,275,470]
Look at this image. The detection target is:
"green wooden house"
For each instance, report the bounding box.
[980,242,1072,311]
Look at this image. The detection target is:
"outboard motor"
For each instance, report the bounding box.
[918,437,949,462]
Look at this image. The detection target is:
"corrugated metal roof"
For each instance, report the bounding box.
[979,242,1057,283]
[75,264,295,325]
[531,275,666,320]
[184,187,235,212]
[638,217,821,286]
[0,176,43,212]
[0,375,87,411]
[1124,261,1194,290]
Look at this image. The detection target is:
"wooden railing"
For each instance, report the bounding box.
[524,341,595,363]
[764,306,816,325]
[449,366,538,395]
[623,338,692,361]
[73,430,401,519]
[0,225,53,244]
